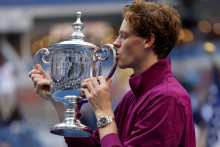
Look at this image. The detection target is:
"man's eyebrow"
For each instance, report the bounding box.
[119,30,127,34]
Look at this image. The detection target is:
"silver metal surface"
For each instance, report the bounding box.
[33,11,117,137]
[50,95,92,137]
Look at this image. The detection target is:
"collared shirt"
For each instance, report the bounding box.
[65,57,196,147]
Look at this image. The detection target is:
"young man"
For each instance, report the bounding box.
[29,0,196,146]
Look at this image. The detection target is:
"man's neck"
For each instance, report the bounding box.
[133,54,159,76]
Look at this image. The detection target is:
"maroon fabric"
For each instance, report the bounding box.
[65,57,196,147]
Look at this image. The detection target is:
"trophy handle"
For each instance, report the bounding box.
[98,44,118,79]
[33,48,51,96]
[33,48,50,69]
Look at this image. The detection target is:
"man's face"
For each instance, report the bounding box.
[113,19,146,70]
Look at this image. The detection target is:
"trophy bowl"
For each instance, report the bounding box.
[33,12,117,137]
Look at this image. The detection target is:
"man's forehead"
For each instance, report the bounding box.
[119,19,133,33]
[120,19,127,28]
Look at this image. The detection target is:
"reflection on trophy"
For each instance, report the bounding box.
[33,12,117,137]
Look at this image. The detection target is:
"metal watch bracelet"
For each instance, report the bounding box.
[97,116,115,128]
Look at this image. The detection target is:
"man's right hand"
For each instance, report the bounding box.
[28,64,65,121]
[28,64,52,101]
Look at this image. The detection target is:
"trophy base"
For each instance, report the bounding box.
[50,121,93,138]
[50,95,92,138]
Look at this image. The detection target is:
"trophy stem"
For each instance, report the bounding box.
[50,95,92,137]
[64,96,82,123]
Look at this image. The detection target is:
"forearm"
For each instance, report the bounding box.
[97,112,122,147]
[50,98,65,122]
[99,121,118,140]
[95,111,118,140]
[95,111,122,147]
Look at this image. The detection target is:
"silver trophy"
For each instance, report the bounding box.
[33,12,117,137]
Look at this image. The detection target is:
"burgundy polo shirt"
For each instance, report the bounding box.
[65,57,196,147]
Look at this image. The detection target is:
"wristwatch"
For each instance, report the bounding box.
[97,116,115,128]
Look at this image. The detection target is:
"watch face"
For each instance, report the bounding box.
[100,117,107,124]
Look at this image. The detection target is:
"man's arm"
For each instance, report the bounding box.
[28,64,65,122]
[81,76,118,140]
[29,65,103,147]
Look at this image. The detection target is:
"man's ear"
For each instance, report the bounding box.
[144,33,155,49]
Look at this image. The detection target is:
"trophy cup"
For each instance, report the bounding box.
[33,11,117,137]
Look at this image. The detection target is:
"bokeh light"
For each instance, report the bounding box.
[179,29,194,43]
[198,20,212,33]
[203,42,216,53]
[213,23,220,35]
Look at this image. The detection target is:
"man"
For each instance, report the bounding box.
[29,0,196,146]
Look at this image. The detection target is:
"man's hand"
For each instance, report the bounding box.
[81,76,114,119]
[28,64,65,121]
[28,64,52,101]
[81,76,118,139]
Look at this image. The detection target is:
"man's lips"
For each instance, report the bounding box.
[116,53,120,58]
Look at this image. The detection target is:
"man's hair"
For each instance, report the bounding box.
[124,0,181,59]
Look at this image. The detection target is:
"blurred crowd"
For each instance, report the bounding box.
[0,0,220,147]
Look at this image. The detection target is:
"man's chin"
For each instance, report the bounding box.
[118,64,129,69]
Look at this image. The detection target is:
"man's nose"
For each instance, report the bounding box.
[113,37,120,48]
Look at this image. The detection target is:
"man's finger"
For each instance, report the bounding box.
[81,88,92,100]
[84,78,91,82]
[85,82,94,92]
[97,76,107,85]
[90,77,99,88]
[36,64,49,77]
[31,74,43,79]
[35,80,50,92]
[28,69,41,77]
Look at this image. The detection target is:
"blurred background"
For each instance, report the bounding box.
[0,0,220,146]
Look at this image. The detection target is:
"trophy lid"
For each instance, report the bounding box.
[55,11,97,49]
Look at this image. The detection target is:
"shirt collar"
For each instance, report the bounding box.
[129,57,173,99]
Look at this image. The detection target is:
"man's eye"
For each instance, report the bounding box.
[119,33,128,39]
[121,35,127,38]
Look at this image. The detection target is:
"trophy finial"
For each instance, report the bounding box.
[70,11,85,41]
[76,11,82,23]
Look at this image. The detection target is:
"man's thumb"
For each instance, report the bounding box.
[36,64,43,70]
[36,64,47,75]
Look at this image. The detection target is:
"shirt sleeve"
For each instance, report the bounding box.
[101,133,122,147]
[64,128,101,147]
